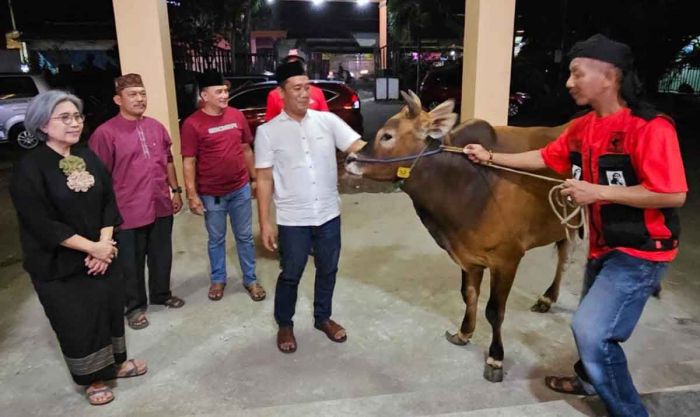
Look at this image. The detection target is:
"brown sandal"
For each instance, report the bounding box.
[163,296,185,308]
[208,283,225,301]
[314,319,347,343]
[116,359,148,378]
[545,375,590,396]
[277,326,297,353]
[244,282,266,301]
[86,384,114,406]
[127,313,149,330]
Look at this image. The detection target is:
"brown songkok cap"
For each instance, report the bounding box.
[114,73,145,93]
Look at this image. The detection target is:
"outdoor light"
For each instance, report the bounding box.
[266,0,274,4]
[311,0,325,6]
[357,0,370,6]
[20,63,29,73]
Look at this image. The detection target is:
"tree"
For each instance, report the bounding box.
[168,0,268,73]
[387,0,464,91]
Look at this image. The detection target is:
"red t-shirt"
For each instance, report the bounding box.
[264,85,329,121]
[180,107,252,196]
[541,108,687,261]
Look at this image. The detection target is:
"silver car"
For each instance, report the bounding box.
[0,74,49,149]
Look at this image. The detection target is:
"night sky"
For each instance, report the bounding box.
[0,0,379,41]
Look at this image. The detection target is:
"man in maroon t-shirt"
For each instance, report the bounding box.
[181,70,266,302]
[464,35,687,417]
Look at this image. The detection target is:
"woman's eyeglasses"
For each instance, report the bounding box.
[51,113,85,125]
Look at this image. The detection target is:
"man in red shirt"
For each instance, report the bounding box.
[464,34,687,417]
[181,70,266,302]
[90,74,185,330]
[264,51,329,121]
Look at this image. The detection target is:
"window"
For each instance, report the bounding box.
[229,87,273,109]
[0,76,39,100]
[320,88,339,104]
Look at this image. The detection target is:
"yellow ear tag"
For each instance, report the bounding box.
[397,167,411,179]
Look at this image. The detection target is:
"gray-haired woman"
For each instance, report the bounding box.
[9,90,147,406]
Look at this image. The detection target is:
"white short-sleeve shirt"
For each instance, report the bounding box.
[255,109,360,226]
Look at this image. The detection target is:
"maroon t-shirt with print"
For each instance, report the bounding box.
[180,107,252,196]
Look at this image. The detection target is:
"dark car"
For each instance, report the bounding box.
[224,74,275,92]
[419,64,531,118]
[228,80,363,135]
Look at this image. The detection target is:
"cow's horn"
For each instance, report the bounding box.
[400,90,422,118]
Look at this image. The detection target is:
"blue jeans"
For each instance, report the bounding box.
[572,251,667,417]
[200,184,257,286]
[274,216,341,327]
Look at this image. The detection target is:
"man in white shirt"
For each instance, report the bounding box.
[255,61,366,353]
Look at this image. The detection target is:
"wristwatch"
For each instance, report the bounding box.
[171,186,183,193]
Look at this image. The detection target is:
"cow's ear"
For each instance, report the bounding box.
[426,100,458,138]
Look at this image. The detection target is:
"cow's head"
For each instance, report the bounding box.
[345,90,458,181]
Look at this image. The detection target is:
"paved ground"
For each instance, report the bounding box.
[1,94,699,416]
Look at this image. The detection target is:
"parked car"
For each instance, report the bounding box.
[228,80,363,135]
[418,64,531,118]
[224,73,275,93]
[0,73,49,149]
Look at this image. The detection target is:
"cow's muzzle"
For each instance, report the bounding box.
[345,153,364,176]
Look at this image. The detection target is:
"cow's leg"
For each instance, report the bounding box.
[484,261,519,383]
[531,239,569,313]
[446,266,485,346]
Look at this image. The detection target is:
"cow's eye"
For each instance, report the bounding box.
[381,133,393,142]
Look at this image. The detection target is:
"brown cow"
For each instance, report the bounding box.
[345,91,574,382]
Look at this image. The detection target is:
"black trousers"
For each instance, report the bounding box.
[116,215,174,318]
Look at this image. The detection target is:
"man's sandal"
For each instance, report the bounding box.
[314,319,347,343]
[86,384,114,406]
[544,375,590,396]
[244,282,266,302]
[163,296,185,308]
[116,359,148,378]
[277,326,297,353]
[208,283,225,301]
[127,313,149,330]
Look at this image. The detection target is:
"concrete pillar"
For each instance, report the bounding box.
[379,0,387,70]
[112,0,182,175]
[461,0,516,125]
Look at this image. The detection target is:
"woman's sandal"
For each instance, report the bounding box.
[208,283,225,301]
[314,319,347,343]
[116,359,148,378]
[127,313,149,330]
[86,384,114,406]
[544,375,590,396]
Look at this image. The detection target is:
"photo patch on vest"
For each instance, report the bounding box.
[606,171,626,186]
[572,164,582,180]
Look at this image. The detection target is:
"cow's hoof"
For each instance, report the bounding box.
[530,296,552,313]
[444,331,469,346]
[483,364,504,383]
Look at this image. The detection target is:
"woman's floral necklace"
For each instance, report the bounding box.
[59,155,95,192]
